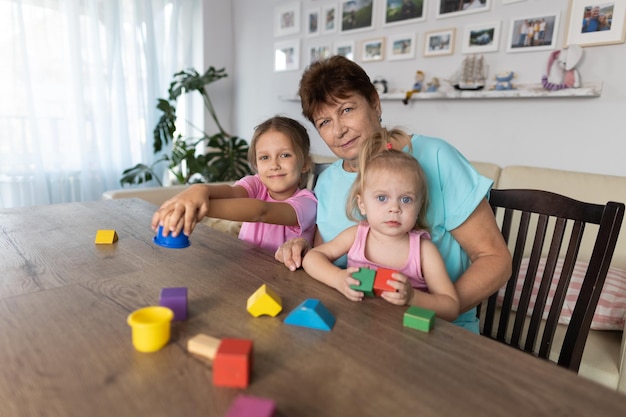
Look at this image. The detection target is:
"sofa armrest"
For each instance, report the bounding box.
[102,185,190,206]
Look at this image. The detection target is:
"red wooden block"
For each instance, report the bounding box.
[213,338,253,388]
[374,268,398,297]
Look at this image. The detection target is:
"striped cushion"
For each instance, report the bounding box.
[498,258,626,331]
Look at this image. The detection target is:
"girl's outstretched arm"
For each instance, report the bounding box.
[207,199,299,226]
[151,183,248,237]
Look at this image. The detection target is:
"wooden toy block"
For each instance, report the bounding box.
[213,338,253,388]
[373,268,398,297]
[403,305,435,333]
[225,394,276,417]
[284,298,335,331]
[187,333,222,361]
[159,287,187,321]
[350,267,376,297]
[95,229,118,244]
[247,284,282,317]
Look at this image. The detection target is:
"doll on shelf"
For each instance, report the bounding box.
[402,70,425,105]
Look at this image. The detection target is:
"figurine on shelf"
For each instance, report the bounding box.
[542,44,583,91]
[372,76,388,95]
[402,70,425,104]
[493,71,515,90]
[425,77,440,92]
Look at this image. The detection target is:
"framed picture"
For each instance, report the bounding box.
[322,4,339,34]
[462,21,501,53]
[361,37,385,62]
[274,2,301,37]
[274,39,300,72]
[387,33,416,60]
[306,8,321,37]
[340,0,374,33]
[424,28,455,56]
[506,14,559,53]
[437,0,491,19]
[564,0,626,47]
[334,39,356,60]
[384,0,426,27]
[308,43,333,65]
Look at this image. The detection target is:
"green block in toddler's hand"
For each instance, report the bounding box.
[403,305,435,332]
[350,267,376,297]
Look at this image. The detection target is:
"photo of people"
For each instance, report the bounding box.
[581,3,614,33]
[507,14,559,52]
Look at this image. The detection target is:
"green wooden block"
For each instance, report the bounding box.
[403,306,435,332]
[350,267,376,297]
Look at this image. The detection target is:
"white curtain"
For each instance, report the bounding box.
[0,0,201,208]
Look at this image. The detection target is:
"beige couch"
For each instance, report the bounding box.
[103,161,626,393]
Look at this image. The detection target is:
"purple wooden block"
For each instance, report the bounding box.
[225,394,275,417]
[159,287,187,321]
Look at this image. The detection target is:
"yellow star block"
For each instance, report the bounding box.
[246,284,282,317]
[95,229,118,244]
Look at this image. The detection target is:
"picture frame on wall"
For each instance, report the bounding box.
[274,2,301,37]
[387,33,416,60]
[306,7,321,37]
[437,0,491,19]
[334,39,356,60]
[274,39,300,72]
[308,43,333,65]
[383,0,427,27]
[361,37,385,62]
[424,28,455,56]
[462,21,501,53]
[322,4,339,34]
[340,0,374,33]
[506,13,559,53]
[564,0,626,47]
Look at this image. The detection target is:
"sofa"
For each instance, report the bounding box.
[102,160,626,393]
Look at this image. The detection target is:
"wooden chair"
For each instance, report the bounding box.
[479,188,624,372]
[310,162,331,190]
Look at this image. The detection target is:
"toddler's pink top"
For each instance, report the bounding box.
[235,175,317,253]
[347,221,430,291]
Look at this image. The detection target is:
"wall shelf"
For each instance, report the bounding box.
[279,82,602,102]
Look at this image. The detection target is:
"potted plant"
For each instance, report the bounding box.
[120,67,252,186]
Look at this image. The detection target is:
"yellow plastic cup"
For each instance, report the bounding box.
[127,306,174,352]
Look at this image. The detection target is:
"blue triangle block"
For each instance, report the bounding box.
[284,299,335,331]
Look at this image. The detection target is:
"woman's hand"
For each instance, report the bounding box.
[381,271,414,306]
[150,184,211,237]
[274,237,310,271]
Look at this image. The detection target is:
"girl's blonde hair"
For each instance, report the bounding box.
[248,116,312,189]
[346,128,430,231]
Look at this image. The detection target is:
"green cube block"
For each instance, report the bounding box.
[403,306,435,332]
[350,267,376,297]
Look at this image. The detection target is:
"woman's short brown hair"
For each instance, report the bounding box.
[298,55,379,123]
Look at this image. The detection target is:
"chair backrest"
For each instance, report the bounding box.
[479,188,624,372]
[309,162,332,190]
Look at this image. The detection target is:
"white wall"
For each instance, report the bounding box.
[230,0,626,177]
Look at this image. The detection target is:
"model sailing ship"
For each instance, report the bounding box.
[450,55,488,90]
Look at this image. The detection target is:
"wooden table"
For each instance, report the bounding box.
[1,198,625,417]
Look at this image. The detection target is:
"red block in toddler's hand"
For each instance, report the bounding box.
[374,268,398,297]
